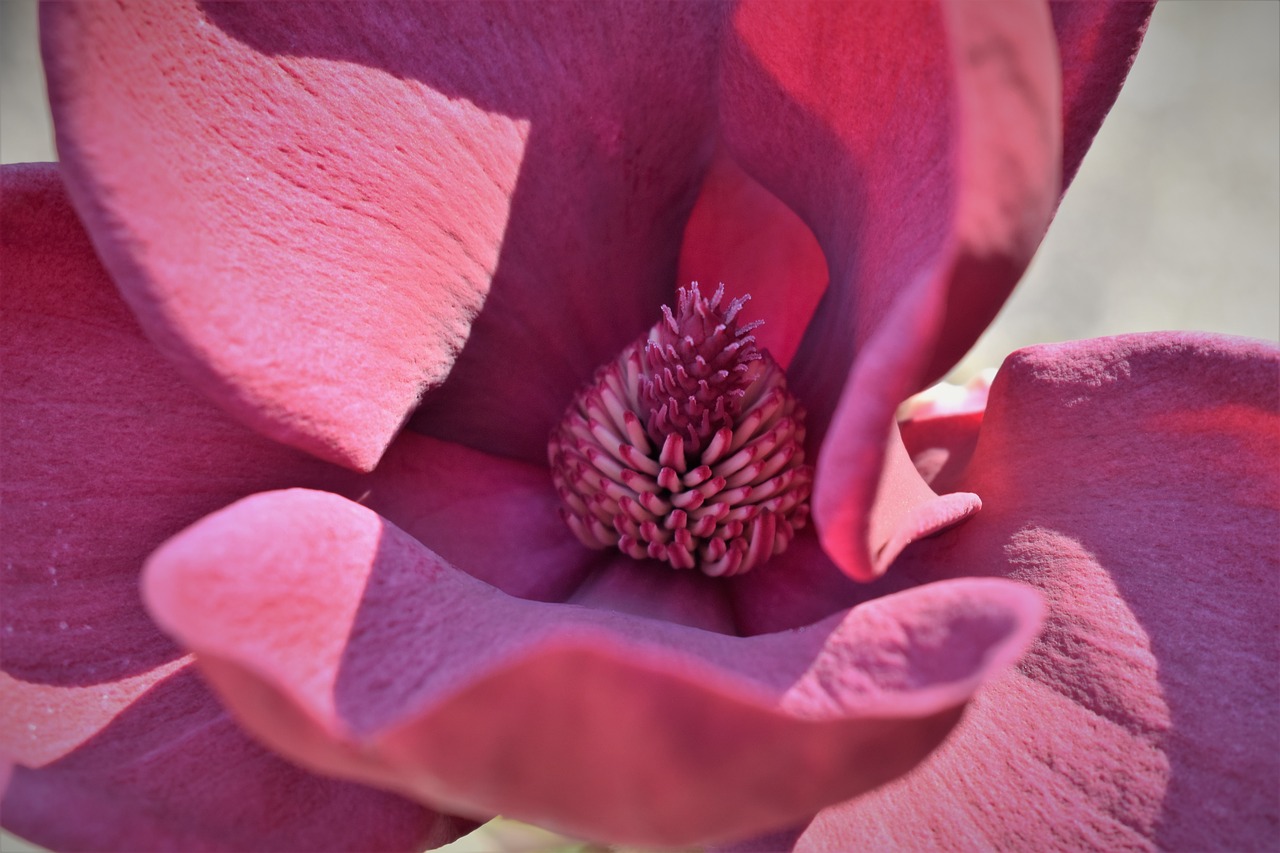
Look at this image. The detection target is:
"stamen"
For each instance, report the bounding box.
[548,282,812,577]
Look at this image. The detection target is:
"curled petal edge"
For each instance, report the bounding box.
[143,488,1045,847]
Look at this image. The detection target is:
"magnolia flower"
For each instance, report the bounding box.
[3,1,1276,851]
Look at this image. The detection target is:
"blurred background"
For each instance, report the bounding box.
[1,1,1277,852]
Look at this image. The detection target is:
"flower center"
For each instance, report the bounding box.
[549,283,813,577]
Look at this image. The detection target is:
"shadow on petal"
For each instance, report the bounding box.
[1,664,463,853]
[801,333,1279,850]
[142,488,1044,848]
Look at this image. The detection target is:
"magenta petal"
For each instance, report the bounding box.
[872,490,981,577]
[1,659,186,769]
[1051,0,1156,188]
[717,2,1061,579]
[900,410,986,494]
[407,1,729,464]
[36,1,504,470]
[797,333,1279,850]
[676,149,829,369]
[567,552,738,634]
[720,1,1060,428]
[727,533,914,637]
[142,488,1044,847]
[42,0,730,468]
[362,432,596,602]
[817,422,982,582]
[1,663,462,853]
[0,163,353,687]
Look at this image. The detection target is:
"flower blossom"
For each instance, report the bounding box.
[2,1,1276,851]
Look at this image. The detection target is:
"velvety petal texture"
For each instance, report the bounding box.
[142,488,1044,847]
[0,163,456,851]
[42,0,731,469]
[3,663,464,853]
[714,1,1065,580]
[899,372,994,493]
[796,333,1280,850]
[19,1,1192,850]
[360,432,600,604]
[1050,0,1156,189]
[40,0,1155,584]
[676,149,829,370]
[0,163,352,688]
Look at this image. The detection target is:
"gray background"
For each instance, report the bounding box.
[1,2,1277,852]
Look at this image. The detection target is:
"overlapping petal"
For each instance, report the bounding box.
[39,0,1159,581]
[3,664,464,853]
[42,0,730,470]
[0,163,353,687]
[142,488,1043,847]
[724,0,1062,581]
[1050,0,1157,189]
[796,333,1280,850]
[0,163,457,851]
[676,149,829,370]
[361,433,599,603]
[14,1,1204,850]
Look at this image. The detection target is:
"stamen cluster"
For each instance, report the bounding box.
[549,283,812,577]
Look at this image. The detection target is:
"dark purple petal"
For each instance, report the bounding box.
[796,333,1280,850]
[2,664,460,853]
[42,0,729,468]
[142,488,1044,847]
[1051,0,1156,189]
[714,2,1063,578]
[0,163,352,688]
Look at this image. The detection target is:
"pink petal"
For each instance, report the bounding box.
[362,432,596,603]
[566,552,739,634]
[721,0,1060,423]
[817,421,984,582]
[900,409,985,495]
[727,533,914,637]
[367,431,739,632]
[1051,0,1156,189]
[1,663,462,853]
[1,162,448,849]
[871,489,982,577]
[0,163,353,690]
[408,0,729,465]
[796,333,1280,850]
[143,488,1044,847]
[1,659,187,769]
[897,372,993,492]
[717,2,1061,580]
[676,148,829,369]
[43,1,729,468]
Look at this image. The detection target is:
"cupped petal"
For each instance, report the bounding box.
[721,0,1061,428]
[1051,0,1156,189]
[796,333,1280,850]
[566,552,739,634]
[817,419,984,583]
[717,1,1062,580]
[897,371,993,492]
[899,410,985,495]
[1,663,462,853]
[726,533,914,637]
[0,162,353,689]
[676,148,829,369]
[361,432,596,603]
[142,488,1045,847]
[43,0,731,469]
